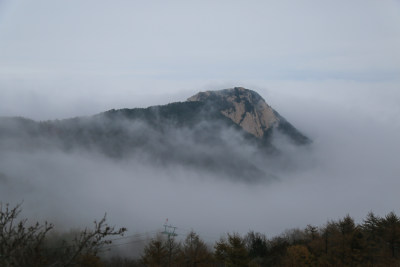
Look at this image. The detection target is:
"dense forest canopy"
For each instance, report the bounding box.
[2,203,399,266]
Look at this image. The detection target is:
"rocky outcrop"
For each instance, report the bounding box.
[188,87,279,138]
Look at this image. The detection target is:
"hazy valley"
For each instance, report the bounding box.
[1,86,399,266]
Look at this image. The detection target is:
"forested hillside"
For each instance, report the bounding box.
[2,203,399,266]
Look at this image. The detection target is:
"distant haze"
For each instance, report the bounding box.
[0,0,399,120]
[0,0,399,248]
[0,86,399,243]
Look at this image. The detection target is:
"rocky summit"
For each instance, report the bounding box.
[188,87,277,138]
[187,87,309,145]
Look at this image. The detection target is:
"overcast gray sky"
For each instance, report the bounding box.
[0,0,399,119]
[0,0,400,246]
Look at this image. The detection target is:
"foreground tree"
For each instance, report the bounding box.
[0,203,53,266]
[283,244,311,267]
[181,231,213,267]
[380,212,400,259]
[141,236,168,267]
[244,231,268,266]
[215,233,249,267]
[141,234,181,267]
[46,215,127,266]
[0,203,126,267]
[361,211,382,264]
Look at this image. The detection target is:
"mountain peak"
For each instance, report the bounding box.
[187,87,278,139]
[0,87,310,181]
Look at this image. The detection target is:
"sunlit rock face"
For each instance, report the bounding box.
[188,87,278,139]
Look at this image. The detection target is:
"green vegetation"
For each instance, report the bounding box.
[136,212,400,267]
[2,204,399,266]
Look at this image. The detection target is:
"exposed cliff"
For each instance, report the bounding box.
[188,87,309,144]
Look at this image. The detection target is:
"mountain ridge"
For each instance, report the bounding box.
[0,87,310,181]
